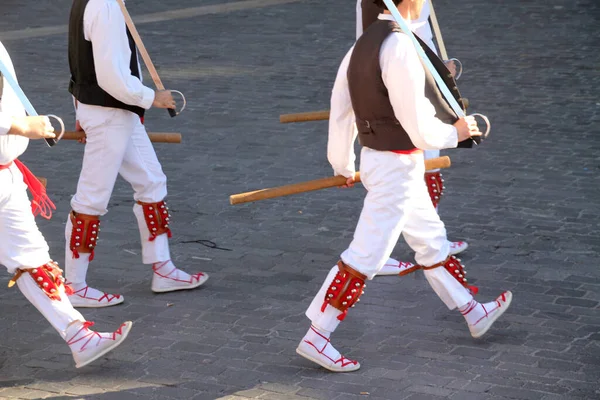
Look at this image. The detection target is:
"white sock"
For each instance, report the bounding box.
[70,281,88,291]
[302,325,342,361]
[459,299,502,326]
[64,214,92,287]
[153,260,191,281]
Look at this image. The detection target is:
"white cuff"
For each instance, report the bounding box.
[140,86,155,110]
[332,167,355,179]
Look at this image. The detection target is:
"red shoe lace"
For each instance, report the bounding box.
[71,285,121,302]
[303,326,358,368]
[153,261,204,283]
[461,292,507,326]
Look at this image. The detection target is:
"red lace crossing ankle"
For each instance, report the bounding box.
[70,285,122,303]
[66,321,128,351]
[459,294,506,326]
[303,326,358,368]
[152,261,204,283]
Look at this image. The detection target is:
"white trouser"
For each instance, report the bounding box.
[306,148,472,332]
[0,165,84,338]
[66,104,170,284]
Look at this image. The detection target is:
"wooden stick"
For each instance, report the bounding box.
[280,99,470,124]
[280,110,330,124]
[429,0,449,60]
[230,156,451,205]
[38,177,47,187]
[60,131,182,144]
[116,0,176,117]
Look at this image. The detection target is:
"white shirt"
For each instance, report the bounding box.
[81,0,154,109]
[0,41,29,165]
[328,14,457,178]
[355,0,436,54]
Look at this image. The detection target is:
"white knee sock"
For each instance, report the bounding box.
[152,260,191,281]
[133,203,171,264]
[305,265,344,333]
[64,216,91,287]
[458,298,503,326]
[16,272,85,340]
[301,324,344,361]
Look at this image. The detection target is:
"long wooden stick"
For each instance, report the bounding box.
[280,98,469,124]
[428,0,449,60]
[60,131,182,144]
[116,0,176,117]
[230,156,451,205]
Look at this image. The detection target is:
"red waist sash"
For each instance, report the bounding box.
[0,160,55,219]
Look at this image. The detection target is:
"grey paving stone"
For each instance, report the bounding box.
[1,0,600,399]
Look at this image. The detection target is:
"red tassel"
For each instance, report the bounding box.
[468,285,479,295]
[13,160,56,219]
[89,250,95,262]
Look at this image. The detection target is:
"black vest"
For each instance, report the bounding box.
[68,0,145,117]
[348,20,473,151]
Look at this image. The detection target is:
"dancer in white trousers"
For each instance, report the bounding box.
[65,0,208,308]
[296,0,512,372]
[357,0,468,276]
[0,40,131,368]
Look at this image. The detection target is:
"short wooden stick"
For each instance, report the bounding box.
[280,110,330,123]
[60,131,182,144]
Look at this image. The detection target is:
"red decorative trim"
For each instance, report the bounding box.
[443,256,479,295]
[459,300,478,316]
[412,256,479,295]
[69,212,100,261]
[137,200,172,241]
[10,261,68,301]
[321,261,366,321]
[425,171,444,208]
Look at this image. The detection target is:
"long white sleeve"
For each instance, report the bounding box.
[356,0,363,40]
[380,32,457,150]
[327,48,358,179]
[84,0,154,109]
[0,41,28,164]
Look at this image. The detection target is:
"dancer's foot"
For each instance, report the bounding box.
[151,260,209,293]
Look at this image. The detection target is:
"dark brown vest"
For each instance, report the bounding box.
[68,0,145,117]
[347,20,468,151]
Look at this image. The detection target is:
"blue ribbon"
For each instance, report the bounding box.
[381,0,465,118]
[0,58,39,116]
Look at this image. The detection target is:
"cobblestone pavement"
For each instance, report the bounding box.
[1,0,599,399]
